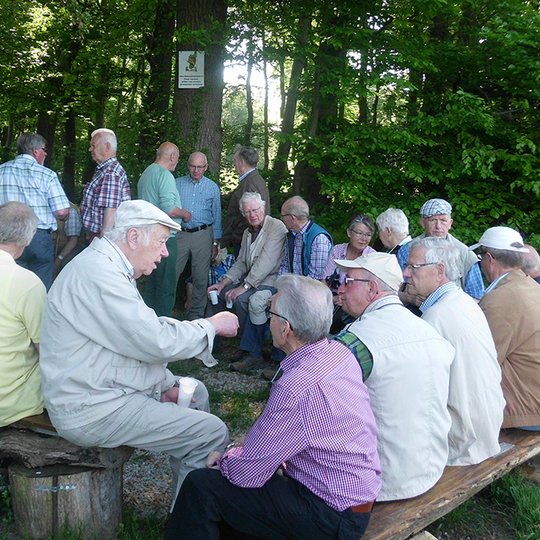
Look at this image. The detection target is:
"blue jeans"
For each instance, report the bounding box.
[18,228,54,290]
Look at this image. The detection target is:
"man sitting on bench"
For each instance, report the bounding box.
[0,202,47,426]
[39,200,239,504]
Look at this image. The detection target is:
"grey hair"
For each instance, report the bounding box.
[376,208,409,236]
[105,223,155,245]
[283,196,309,220]
[91,128,117,152]
[234,145,259,167]
[409,237,461,281]
[17,133,47,155]
[522,244,540,274]
[274,274,333,343]
[485,247,523,268]
[0,201,38,246]
[239,191,265,213]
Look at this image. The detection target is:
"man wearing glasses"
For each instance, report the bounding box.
[0,132,69,289]
[175,151,222,320]
[333,252,455,502]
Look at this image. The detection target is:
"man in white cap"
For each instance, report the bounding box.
[40,200,239,504]
[333,252,455,501]
[397,198,484,303]
[470,226,540,430]
[404,237,504,465]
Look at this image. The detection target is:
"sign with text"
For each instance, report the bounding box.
[178,51,205,88]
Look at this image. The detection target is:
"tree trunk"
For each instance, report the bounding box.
[173,0,227,174]
[243,47,254,146]
[262,32,269,172]
[63,110,76,201]
[36,114,57,170]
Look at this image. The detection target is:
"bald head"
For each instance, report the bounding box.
[155,142,179,171]
[522,244,540,279]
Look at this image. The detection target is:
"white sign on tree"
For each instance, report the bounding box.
[178,51,205,88]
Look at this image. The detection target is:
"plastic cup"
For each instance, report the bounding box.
[177,377,198,408]
[209,290,219,305]
[226,298,233,309]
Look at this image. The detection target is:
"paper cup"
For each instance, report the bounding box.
[209,290,219,305]
[177,377,198,408]
[226,298,233,309]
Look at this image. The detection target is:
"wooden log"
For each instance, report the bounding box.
[9,463,122,540]
[0,429,133,469]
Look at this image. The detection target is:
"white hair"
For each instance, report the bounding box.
[239,191,265,213]
[91,128,117,152]
[105,223,155,245]
[409,237,461,281]
[376,208,409,236]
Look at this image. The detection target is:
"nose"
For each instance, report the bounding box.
[337,283,346,296]
[403,266,412,279]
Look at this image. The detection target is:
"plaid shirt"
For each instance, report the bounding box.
[0,154,69,230]
[81,157,130,234]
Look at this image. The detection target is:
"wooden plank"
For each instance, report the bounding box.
[11,412,57,436]
[363,429,540,540]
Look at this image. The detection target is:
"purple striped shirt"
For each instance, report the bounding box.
[219,339,381,511]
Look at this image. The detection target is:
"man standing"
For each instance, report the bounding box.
[138,142,190,316]
[166,275,380,540]
[397,198,484,303]
[221,145,270,252]
[279,195,333,280]
[175,151,222,319]
[0,202,47,426]
[470,226,540,430]
[404,237,504,465]
[40,200,239,504]
[334,252,454,500]
[81,128,130,239]
[0,133,69,289]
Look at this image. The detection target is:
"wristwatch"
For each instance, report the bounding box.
[243,283,251,290]
[57,254,64,260]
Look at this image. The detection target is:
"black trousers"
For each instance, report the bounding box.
[164,468,371,540]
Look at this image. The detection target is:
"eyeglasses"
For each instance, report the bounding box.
[343,277,371,286]
[188,164,206,170]
[265,307,293,329]
[404,262,437,272]
[243,207,262,216]
[349,229,372,239]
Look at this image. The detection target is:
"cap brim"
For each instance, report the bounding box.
[468,242,481,251]
[334,258,361,270]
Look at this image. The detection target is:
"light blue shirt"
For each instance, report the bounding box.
[484,272,510,294]
[420,281,459,313]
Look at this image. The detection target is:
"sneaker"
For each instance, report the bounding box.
[231,355,267,372]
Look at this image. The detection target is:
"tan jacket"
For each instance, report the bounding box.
[225,215,287,288]
[480,270,540,428]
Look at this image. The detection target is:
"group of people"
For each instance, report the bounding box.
[0,129,539,540]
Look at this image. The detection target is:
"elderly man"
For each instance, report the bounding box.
[40,200,239,503]
[334,252,454,500]
[53,202,83,276]
[397,198,484,303]
[166,275,381,540]
[175,151,222,319]
[81,128,131,239]
[221,145,270,252]
[470,226,540,430]
[209,192,287,372]
[279,195,333,280]
[0,202,47,426]
[522,244,540,284]
[375,207,411,255]
[0,133,69,289]
[404,237,504,464]
[138,142,191,316]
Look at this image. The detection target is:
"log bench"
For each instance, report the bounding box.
[0,412,133,540]
[363,429,540,540]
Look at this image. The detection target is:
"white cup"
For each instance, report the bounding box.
[226,298,233,309]
[177,377,198,408]
[209,290,219,305]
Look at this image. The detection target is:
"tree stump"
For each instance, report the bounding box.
[8,463,122,540]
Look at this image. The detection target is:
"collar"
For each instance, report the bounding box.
[399,235,412,246]
[100,236,135,282]
[420,281,458,313]
[362,294,401,316]
[96,156,117,171]
[239,168,255,182]
[485,272,510,294]
[0,249,16,264]
[17,153,38,164]
[298,220,312,235]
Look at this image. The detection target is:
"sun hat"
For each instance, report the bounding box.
[335,252,403,291]
[469,226,529,253]
[113,200,182,232]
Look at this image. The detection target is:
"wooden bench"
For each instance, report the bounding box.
[363,429,540,540]
[0,412,133,540]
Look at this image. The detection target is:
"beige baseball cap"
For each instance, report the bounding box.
[114,200,182,232]
[335,252,403,291]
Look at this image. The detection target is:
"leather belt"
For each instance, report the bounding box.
[181,224,208,233]
[350,501,374,514]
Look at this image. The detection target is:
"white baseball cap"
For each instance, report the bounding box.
[114,200,182,232]
[335,252,403,291]
[469,226,529,253]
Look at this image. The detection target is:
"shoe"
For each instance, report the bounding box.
[231,355,267,372]
[262,366,282,382]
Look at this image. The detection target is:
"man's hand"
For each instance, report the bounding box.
[160,387,179,403]
[398,282,425,307]
[178,209,192,221]
[207,312,239,337]
[208,277,231,295]
[206,451,222,469]
[225,286,246,303]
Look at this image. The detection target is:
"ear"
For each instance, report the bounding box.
[346,228,352,239]
[448,218,453,229]
[419,217,426,229]
[125,227,139,249]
